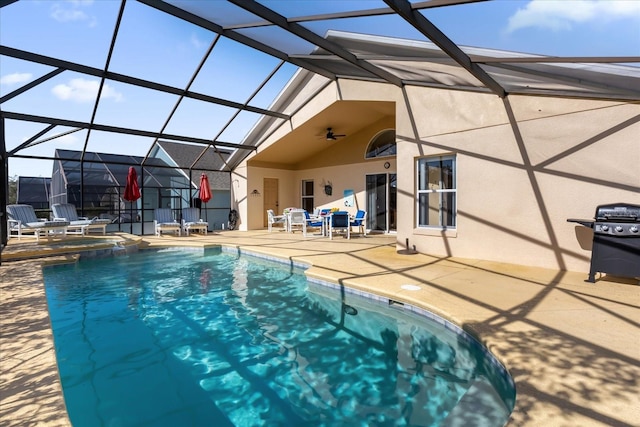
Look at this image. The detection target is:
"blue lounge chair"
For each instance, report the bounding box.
[51,203,110,236]
[7,204,69,241]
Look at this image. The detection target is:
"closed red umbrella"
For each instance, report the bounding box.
[123,167,141,233]
[199,173,212,224]
[199,173,212,203]
[124,167,141,202]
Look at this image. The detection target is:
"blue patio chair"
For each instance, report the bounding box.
[350,210,367,236]
[154,208,181,237]
[181,207,208,235]
[51,203,110,236]
[6,204,69,241]
[329,211,351,240]
[304,210,325,236]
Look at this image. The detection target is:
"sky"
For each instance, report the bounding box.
[1,0,639,179]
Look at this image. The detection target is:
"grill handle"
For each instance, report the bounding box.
[567,218,594,228]
[598,214,638,222]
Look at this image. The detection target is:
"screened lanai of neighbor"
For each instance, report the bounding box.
[1,0,639,273]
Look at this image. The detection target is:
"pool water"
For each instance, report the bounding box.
[43,248,514,426]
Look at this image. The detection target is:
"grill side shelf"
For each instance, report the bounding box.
[567,218,595,228]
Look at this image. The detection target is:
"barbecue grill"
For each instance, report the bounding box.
[568,203,640,283]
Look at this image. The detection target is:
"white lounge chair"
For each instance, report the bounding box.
[181,207,208,235]
[267,209,286,232]
[6,204,69,241]
[51,203,110,236]
[154,208,181,237]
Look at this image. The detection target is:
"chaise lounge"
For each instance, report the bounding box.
[51,203,111,236]
[181,207,208,235]
[154,208,181,237]
[6,204,69,241]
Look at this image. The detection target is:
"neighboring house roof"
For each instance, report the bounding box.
[154,141,231,190]
[156,141,232,171]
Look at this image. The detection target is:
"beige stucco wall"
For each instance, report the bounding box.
[236,76,640,273]
[397,87,640,272]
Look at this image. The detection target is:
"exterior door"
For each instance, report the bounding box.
[366,173,396,233]
[263,178,279,227]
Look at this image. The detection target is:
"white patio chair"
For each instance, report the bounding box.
[267,209,286,232]
[288,209,308,236]
[181,207,208,235]
[154,208,181,237]
[51,203,110,236]
[6,204,69,241]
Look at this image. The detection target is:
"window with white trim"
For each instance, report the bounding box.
[365,129,396,159]
[417,155,456,228]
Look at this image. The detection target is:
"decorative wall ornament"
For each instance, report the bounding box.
[324,181,333,196]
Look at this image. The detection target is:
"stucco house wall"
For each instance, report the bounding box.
[396,86,639,272]
[236,76,640,274]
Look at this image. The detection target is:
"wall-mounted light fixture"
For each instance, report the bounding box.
[250,189,261,197]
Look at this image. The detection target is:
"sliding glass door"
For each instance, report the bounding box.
[366,173,396,233]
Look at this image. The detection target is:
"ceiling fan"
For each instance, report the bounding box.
[325,127,346,141]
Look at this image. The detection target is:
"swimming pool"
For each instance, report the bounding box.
[43,248,514,426]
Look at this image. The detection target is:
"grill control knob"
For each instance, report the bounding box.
[601,225,609,232]
[615,225,623,233]
[631,226,639,233]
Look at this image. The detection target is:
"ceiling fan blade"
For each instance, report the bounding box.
[325,127,346,140]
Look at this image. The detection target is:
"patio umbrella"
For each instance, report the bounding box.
[199,173,212,223]
[123,167,141,234]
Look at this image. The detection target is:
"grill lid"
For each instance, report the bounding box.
[595,203,640,222]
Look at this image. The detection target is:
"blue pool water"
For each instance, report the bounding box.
[43,248,514,426]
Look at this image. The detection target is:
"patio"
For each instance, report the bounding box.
[1,231,638,426]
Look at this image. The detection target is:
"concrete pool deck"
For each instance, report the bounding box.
[1,230,638,426]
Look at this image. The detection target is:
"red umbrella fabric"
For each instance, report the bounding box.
[199,173,212,203]
[124,167,141,202]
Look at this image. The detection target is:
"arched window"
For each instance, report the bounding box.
[365,129,396,159]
